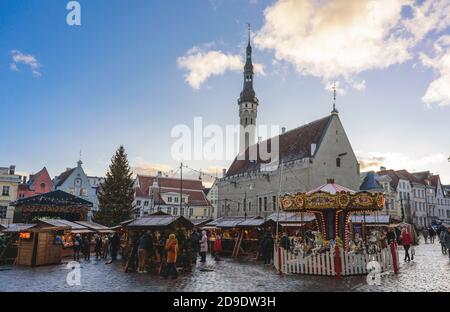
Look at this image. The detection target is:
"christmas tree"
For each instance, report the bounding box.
[94,145,135,226]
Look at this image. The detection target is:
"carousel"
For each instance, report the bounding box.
[275,179,398,276]
[279,179,385,249]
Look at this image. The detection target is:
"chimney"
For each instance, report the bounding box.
[222,168,227,178]
[9,165,15,175]
[380,166,386,171]
[281,127,286,134]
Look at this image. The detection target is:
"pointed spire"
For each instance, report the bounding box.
[239,23,256,104]
[331,81,339,114]
[247,23,251,46]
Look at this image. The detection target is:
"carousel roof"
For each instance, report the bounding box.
[279,179,385,211]
[307,179,355,195]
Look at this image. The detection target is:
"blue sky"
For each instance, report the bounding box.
[1,0,450,185]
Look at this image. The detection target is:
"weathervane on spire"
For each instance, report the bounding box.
[332,81,339,114]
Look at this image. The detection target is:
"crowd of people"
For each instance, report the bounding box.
[127,229,224,279]
[422,224,450,259]
[72,232,121,263]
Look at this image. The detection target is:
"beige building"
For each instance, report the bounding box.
[218,111,361,218]
[134,173,212,220]
[0,165,22,225]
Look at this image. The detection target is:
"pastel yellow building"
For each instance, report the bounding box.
[0,165,21,225]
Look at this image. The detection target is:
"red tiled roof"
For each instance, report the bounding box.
[430,175,440,188]
[377,170,399,188]
[226,115,332,176]
[377,169,425,189]
[135,175,210,206]
[395,170,420,184]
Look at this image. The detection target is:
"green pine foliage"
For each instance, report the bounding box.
[94,145,135,226]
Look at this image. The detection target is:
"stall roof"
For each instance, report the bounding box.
[2,223,36,233]
[127,214,194,228]
[74,221,114,233]
[192,218,213,227]
[350,215,390,224]
[206,216,269,228]
[39,219,87,230]
[38,219,93,234]
[268,212,315,223]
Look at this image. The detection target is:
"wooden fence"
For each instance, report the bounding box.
[274,244,399,276]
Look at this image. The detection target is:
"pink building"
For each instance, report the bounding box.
[17,167,53,199]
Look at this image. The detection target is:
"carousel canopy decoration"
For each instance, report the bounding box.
[279,179,385,212]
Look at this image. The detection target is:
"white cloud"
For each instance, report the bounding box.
[254,0,450,89]
[177,46,265,90]
[420,35,450,107]
[356,151,447,172]
[10,50,41,77]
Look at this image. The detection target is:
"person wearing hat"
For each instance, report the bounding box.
[163,234,179,279]
[73,234,82,261]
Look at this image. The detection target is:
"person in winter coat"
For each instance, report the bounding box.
[428,226,436,244]
[73,234,82,261]
[280,232,290,251]
[163,234,179,278]
[387,228,397,245]
[137,231,154,273]
[400,228,412,262]
[439,228,447,255]
[101,235,110,259]
[180,231,193,272]
[260,232,274,265]
[214,234,223,261]
[82,235,91,261]
[200,230,208,263]
[444,227,450,259]
[108,233,121,263]
[94,234,103,260]
[191,230,201,263]
[422,228,429,244]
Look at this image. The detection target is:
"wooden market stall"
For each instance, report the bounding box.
[123,212,194,272]
[10,224,69,267]
[205,216,274,258]
[0,224,36,265]
[268,212,316,236]
[37,219,93,257]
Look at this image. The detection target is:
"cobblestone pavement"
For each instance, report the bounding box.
[0,243,448,292]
